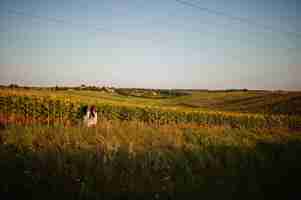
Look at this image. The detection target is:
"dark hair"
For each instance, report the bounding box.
[90,105,96,118]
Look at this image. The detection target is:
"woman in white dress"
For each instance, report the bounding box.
[83,105,97,127]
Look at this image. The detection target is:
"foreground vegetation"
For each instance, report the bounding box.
[1,120,301,199]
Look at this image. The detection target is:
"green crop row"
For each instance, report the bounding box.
[0,95,300,129]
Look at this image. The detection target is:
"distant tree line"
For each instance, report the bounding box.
[0,84,274,94]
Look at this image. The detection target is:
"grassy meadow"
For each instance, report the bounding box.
[0,87,301,199]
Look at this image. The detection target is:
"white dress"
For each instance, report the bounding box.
[83,110,97,127]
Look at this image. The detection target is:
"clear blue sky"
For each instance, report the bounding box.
[0,0,300,90]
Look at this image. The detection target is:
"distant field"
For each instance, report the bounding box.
[1,88,301,115]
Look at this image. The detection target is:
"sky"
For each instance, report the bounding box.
[0,0,300,90]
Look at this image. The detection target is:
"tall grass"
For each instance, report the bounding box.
[1,120,301,199]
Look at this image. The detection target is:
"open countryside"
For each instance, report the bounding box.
[1,0,300,199]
